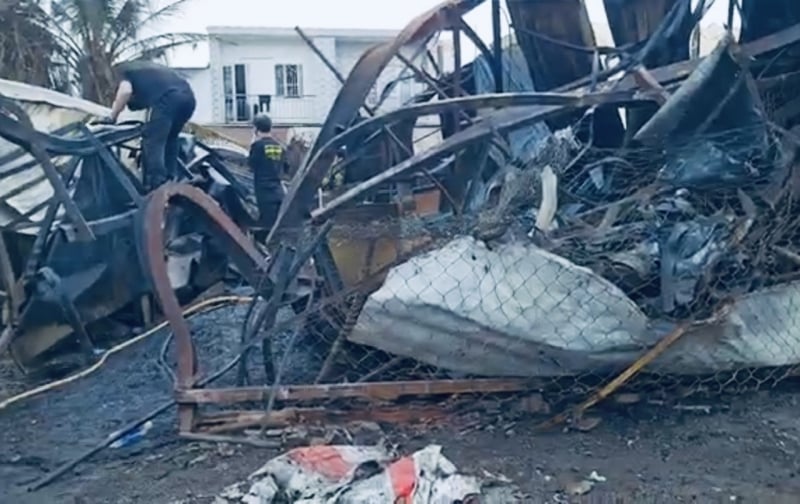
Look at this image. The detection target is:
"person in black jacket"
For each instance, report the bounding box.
[103,60,196,190]
[248,114,287,238]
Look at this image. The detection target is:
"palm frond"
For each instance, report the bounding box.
[108,0,146,42]
[116,31,206,62]
[0,0,60,86]
[2,0,195,101]
[139,0,195,28]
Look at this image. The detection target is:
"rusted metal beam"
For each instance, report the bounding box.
[307,89,652,172]
[22,155,83,279]
[80,125,144,207]
[491,0,503,92]
[195,406,451,434]
[177,378,537,405]
[138,183,269,431]
[452,16,496,75]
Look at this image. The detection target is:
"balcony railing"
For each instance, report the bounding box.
[223,94,321,125]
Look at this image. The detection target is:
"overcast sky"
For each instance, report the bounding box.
[160,0,731,67]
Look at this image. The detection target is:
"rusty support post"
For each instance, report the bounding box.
[453,17,496,73]
[492,0,503,92]
[175,378,538,405]
[139,184,270,432]
[453,25,463,103]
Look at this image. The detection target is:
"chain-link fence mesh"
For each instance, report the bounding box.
[227,106,800,427]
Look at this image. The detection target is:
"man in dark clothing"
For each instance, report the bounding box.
[104,60,196,190]
[248,114,287,239]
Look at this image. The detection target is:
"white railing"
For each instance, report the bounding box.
[224,94,321,125]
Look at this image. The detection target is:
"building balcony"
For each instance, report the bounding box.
[223,94,322,126]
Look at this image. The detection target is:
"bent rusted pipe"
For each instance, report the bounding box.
[138,184,267,390]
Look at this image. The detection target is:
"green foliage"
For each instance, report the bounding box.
[1,0,203,103]
[0,1,61,88]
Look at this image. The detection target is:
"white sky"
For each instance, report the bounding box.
[159,0,731,67]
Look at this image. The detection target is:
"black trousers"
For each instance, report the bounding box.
[255,197,281,242]
[142,87,196,191]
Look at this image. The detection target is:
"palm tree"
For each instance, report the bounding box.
[0,1,62,88]
[44,0,204,104]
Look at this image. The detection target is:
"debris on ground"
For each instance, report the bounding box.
[7,0,800,501]
[350,35,800,378]
[213,445,521,504]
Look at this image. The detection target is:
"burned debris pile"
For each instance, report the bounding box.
[351,56,800,376]
[9,2,800,479]
[475,39,781,322]
[0,79,259,370]
[303,3,800,379]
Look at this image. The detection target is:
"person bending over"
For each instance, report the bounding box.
[104,60,196,190]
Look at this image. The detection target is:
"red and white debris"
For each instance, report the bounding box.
[213,444,519,503]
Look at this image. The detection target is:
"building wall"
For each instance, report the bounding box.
[174,67,213,124]
[205,32,434,127]
[207,34,375,126]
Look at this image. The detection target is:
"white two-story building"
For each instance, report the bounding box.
[178,26,444,143]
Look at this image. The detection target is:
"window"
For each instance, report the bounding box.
[275,64,303,97]
[222,63,248,122]
[251,95,271,119]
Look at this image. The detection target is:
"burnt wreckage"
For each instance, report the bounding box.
[0,79,257,368]
[6,0,800,436]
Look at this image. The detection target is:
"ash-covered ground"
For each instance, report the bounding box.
[1,303,800,503]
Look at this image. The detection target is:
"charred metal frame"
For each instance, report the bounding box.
[29,0,800,437]
[492,0,503,92]
[120,0,544,436]
[0,103,147,361]
[0,94,258,366]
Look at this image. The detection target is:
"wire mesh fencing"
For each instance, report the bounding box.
[232,121,800,427]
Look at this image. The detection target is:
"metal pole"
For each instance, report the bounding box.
[492,0,503,92]
[727,0,735,31]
